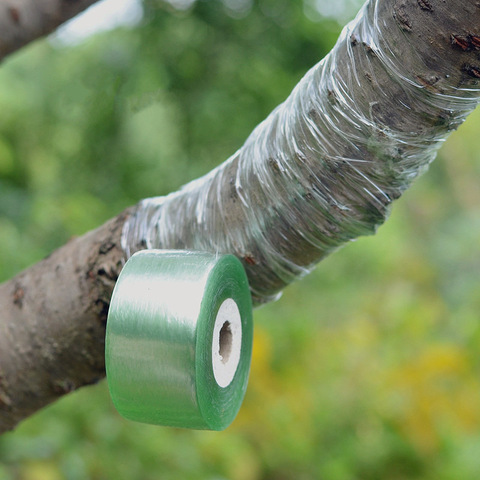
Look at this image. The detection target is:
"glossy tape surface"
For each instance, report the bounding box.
[105,249,253,430]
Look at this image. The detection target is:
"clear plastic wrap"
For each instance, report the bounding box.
[122,0,480,305]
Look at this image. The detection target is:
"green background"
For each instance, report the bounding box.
[1,0,480,478]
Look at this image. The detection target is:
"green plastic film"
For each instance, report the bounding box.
[105,250,253,431]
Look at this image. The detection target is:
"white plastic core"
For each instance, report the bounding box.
[212,298,242,388]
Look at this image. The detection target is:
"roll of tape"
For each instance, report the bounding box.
[105,249,253,430]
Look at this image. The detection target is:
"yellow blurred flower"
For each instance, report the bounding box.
[378,343,480,454]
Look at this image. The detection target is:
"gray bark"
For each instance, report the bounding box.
[0,209,132,432]
[1,0,480,433]
[0,0,100,61]
[122,0,480,304]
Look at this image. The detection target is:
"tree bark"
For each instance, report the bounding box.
[122,0,480,304]
[0,0,101,61]
[0,209,133,432]
[1,0,480,433]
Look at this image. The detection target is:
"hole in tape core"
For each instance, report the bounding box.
[212,298,242,388]
[219,321,233,364]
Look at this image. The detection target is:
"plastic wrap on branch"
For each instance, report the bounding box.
[122,0,480,305]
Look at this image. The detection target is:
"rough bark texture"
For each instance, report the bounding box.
[0,0,479,433]
[0,208,133,433]
[0,0,101,61]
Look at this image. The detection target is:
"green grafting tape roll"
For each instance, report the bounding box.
[105,249,253,431]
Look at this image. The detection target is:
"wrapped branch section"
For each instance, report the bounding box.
[122,0,480,304]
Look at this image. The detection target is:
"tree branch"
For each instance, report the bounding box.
[122,0,480,304]
[0,0,101,61]
[0,209,133,432]
[1,0,479,433]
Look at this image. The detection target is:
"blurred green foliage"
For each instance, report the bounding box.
[1,0,480,478]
